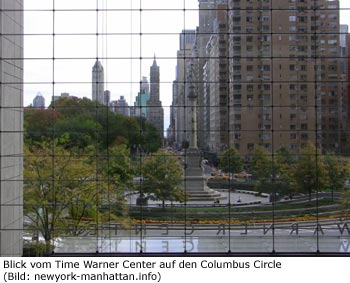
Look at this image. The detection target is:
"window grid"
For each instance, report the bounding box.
[0,0,349,255]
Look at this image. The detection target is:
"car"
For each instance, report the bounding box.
[208,172,230,180]
[234,172,252,179]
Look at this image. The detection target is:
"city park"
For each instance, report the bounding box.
[23,97,350,255]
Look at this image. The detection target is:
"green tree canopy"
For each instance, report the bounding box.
[24,137,134,253]
[274,147,297,198]
[24,138,100,253]
[141,150,184,208]
[323,153,347,198]
[293,143,327,200]
[218,147,244,174]
[125,116,162,154]
[25,97,162,153]
[249,146,273,180]
[24,108,62,143]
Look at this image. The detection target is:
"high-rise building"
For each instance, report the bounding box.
[104,90,111,106]
[196,0,226,149]
[168,80,178,145]
[140,76,150,95]
[0,0,23,256]
[92,60,105,105]
[228,0,342,155]
[345,34,350,152]
[205,4,229,153]
[174,29,197,145]
[340,25,348,50]
[180,29,196,51]
[132,79,150,118]
[131,77,150,118]
[111,96,130,116]
[150,56,160,101]
[52,92,77,103]
[197,1,216,149]
[340,25,349,151]
[147,56,164,137]
[33,92,45,109]
[340,25,348,73]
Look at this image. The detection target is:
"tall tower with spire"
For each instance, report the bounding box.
[147,55,164,137]
[150,55,160,101]
[92,60,105,105]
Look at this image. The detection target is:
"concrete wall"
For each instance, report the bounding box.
[0,0,23,256]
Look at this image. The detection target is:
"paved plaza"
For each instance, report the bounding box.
[53,188,350,254]
[125,190,269,207]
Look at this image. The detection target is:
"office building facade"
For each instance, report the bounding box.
[205,4,229,153]
[228,0,342,155]
[174,30,197,146]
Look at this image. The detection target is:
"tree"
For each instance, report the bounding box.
[24,108,62,143]
[106,145,134,185]
[51,97,120,149]
[274,147,297,199]
[323,153,347,200]
[39,97,162,152]
[24,138,102,253]
[100,145,135,217]
[141,150,184,208]
[218,147,244,174]
[293,143,327,200]
[53,116,102,148]
[125,116,162,154]
[248,146,276,195]
[249,146,273,180]
[142,122,163,153]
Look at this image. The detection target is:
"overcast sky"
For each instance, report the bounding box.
[24,0,350,130]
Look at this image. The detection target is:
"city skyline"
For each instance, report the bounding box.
[2,0,350,257]
[23,0,350,134]
[23,0,200,134]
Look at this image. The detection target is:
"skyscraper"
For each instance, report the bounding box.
[104,90,111,106]
[197,1,215,149]
[132,80,150,118]
[180,29,196,50]
[0,0,23,256]
[228,0,342,155]
[174,30,197,145]
[168,80,178,145]
[340,25,349,151]
[196,0,226,149]
[33,92,45,108]
[345,33,350,151]
[147,56,164,137]
[140,76,150,95]
[92,60,105,105]
[340,25,348,73]
[111,96,130,116]
[205,4,229,152]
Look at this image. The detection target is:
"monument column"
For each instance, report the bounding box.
[184,65,223,201]
[188,84,198,149]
